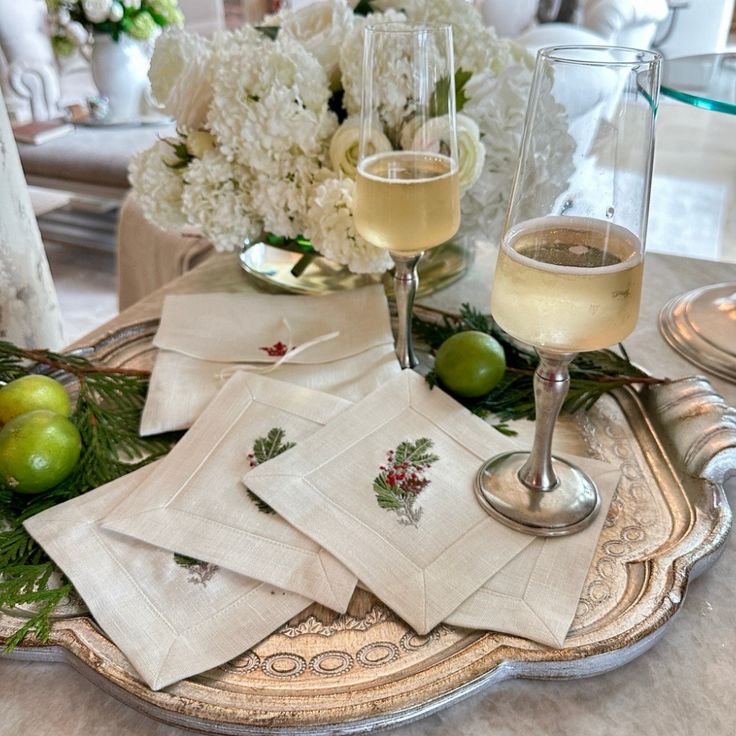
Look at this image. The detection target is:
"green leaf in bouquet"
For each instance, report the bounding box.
[429,69,473,117]
[255,25,280,41]
[352,0,376,17]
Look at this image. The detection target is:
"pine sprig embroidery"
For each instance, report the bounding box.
[413,303,667,432]
[373,438,439,527]
[245,428,296,514]
[0,340,180,652]
[173,554,219,587]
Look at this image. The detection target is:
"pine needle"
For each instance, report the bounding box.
[414,304,667,431]
[0,341,180,652]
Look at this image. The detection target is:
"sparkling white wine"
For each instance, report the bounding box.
[355,151,460,253]
[491,216,644,352]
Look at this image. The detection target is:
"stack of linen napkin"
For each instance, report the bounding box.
[23,291,620,691]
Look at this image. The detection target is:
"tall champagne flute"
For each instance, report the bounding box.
[477,46,661,536]
[354,23,461,369]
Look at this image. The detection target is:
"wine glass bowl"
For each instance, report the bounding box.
[354,23,460,369]
[477,45,661,537]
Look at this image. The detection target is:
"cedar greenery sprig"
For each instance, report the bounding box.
[0,341,179,652]
[414,304,667,432]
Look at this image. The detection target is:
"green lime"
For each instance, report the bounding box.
[0,410,81,494]
[0,375,71,425]
[434,331,506,399]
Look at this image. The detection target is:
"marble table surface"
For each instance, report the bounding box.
[2,251,735,736]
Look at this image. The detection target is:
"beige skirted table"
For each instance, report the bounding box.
[1,250,735,736]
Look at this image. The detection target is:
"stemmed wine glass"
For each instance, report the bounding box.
[354,23,461,369]
[477,46,661,536]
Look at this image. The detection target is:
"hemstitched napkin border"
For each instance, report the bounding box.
[104,373,358,612]
[23,464,312,691]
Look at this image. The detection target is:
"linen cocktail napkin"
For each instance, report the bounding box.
[24,463,312,691]
[103,372,357,612]
[140,286,401,435]
[244,370,619,637]
[444,462,618,647]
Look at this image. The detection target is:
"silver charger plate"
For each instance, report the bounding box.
[659,282,736,382]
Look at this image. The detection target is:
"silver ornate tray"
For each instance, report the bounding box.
[2,320,735,735]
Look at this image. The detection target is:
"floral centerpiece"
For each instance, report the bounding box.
[47,0,184,121]
[130,0,537,275]
[47,0,183,54]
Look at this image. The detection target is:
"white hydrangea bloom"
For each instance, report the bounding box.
[265,0,355,88]
[128,140,186,231]
[250,156,325,239]
[304,176,393,274]
[209,26,337,171]
[460,65,532,238]
[182,151,261,251]
[338,9,408,130]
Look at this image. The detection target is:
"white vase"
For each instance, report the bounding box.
[90,34,151,122]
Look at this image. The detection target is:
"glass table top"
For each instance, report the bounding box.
[660,53,736,115]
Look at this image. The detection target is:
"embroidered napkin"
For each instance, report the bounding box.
[24,464,312,691]
[140,286,401,435]
[444,464,617,647]
[103,372,357,612]
[244,370,619,636]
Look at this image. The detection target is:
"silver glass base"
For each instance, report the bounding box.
[475,451,601,537]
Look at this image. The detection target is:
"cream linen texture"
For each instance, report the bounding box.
[23,464,312,691]
[103,373,357,612]
[140,285,401,435]
[244,371,619,637]
[444,463,618,647]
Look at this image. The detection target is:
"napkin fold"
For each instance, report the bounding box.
[244,371,618,637]
[103,373,358,612]
[140,286,401,435]
[24,464,312,691]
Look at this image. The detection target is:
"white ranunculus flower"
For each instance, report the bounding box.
[83,0,113,23]
[266,0,354,89]
[109,2,124,22]
[128,140,187,231]
[149,29,214,130]
[411,114,485,191]
[57,7,71,25]
[304,176,394,274]
[329,117,391,179]
[123,0,141,7]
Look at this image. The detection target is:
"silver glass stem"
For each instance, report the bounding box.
[518,350,576,491]
[391,252,423,370]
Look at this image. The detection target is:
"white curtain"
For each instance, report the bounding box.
[0,89,64,349]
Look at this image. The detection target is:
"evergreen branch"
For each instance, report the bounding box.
[0,341,179,652]
[414,304,668,428]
